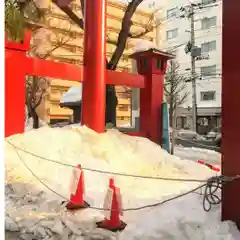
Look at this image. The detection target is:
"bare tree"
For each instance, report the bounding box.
[26,26,72,128]
[164,61,189,128]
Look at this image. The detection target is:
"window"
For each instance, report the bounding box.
[166,7,178,19]
[200,65,217,76]
[200,91,216,101]
[201,41,216,53]
[118,104,129,111]
[201,16,217,29]
[166,28,178,40]
[202,0,216,5]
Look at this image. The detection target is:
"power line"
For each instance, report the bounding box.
[5,139,208,183]
[6,138,240,214]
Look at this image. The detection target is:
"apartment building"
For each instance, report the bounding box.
[32,0,155,126]
[155,0,222,133]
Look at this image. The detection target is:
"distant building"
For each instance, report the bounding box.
[31,0,155,126]
[156,0,222,133]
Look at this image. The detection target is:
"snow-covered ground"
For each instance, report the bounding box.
[4,126,239,239]
[174,146,221,167]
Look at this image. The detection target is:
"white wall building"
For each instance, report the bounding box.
[154,0,222,133]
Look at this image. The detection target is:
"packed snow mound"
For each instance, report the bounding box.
[60,85,82,103]
[5,126,214,200]
[5,126,238,239]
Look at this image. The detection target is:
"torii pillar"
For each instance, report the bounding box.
[222,0,240,226]
[81,0,106,132]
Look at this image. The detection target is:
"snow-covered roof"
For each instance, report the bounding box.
[130,39,158,53]
[60,85,82,104]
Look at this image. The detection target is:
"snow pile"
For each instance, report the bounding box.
[4,126,239,239]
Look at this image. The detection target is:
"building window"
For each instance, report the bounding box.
[200,91,216,101]
[201,41,216,53]
[200,65,217,77]
[166,7,178,19]
[201,16,217,29]
[202,0,216,5]
[166,28,178,40]
[118,104,129,111]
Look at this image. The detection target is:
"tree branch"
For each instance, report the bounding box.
[34,89,46,109]
[129,27,153,38]
[52,1,84,29]
[108,0,144,70]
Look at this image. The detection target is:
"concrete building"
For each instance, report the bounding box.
[31,0,155,126]
[155,0,222,133]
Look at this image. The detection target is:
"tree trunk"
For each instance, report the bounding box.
[32,76,39,129]
[105,85,117,126]
[32,110,39,129]
[169,102,173,127]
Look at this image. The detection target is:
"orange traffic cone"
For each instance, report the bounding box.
[198,160,220,172]
[65,164,90,210]
[96,178,127,232]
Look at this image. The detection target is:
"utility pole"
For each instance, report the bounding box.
[190,5,197,132]
[180,4,198,132]
[181,2,218,132]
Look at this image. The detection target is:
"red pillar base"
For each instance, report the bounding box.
[96,219,127,232]
[66,200,90,210]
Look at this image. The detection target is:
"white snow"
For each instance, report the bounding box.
[4,126,239,239]
[24,117,49,132]
[130,39,158,53]
[60,85,82,104]
[174,146,221,167]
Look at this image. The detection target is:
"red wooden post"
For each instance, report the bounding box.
[81,0,106,133]
[130,49,173,145]
[5,32,31,137]
[222,0,240,225]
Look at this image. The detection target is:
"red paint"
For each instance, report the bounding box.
[197,160,220,172]
[123,132,145,137]
[222,0,240,223]
[26,58,144,87]
[81,0,107,133]
[5,31,31,52]
[130,50,173,145]
[26,58,83,82]
[106,70,144,88]
[5,49,26,137]
[5,32,31,137]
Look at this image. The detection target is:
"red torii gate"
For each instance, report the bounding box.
[4,0,240,228]
[5,1,172,144]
